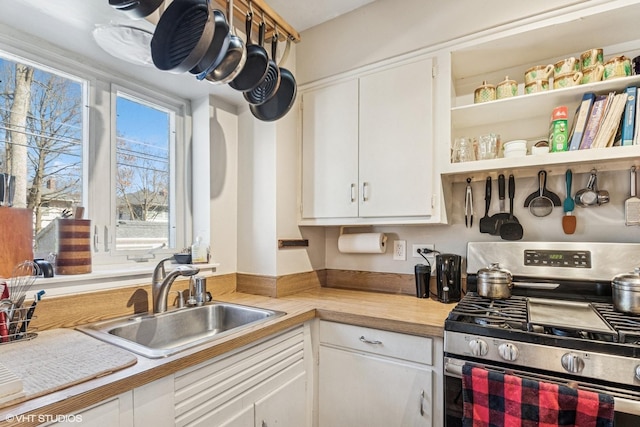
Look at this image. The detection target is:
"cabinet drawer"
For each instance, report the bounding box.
[319,321,432,365]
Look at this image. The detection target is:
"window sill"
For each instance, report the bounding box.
[9,262,220,298]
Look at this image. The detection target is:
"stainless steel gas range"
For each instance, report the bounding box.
[443,242,640,426]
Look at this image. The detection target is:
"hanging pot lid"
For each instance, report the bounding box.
[93,24,153,67]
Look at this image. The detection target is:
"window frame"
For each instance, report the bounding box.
[0,38,192,268]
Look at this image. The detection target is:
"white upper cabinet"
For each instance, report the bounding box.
[301,79,359,219]
[443,0,640,182]
[359,58,434,218]
[300,56,436,225]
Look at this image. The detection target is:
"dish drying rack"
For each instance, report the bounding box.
[1,261,45,345]
[0,304,38,345]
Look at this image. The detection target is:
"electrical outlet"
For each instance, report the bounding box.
[412,244,435,258]
[393,240,406,261]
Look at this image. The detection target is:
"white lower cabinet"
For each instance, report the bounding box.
[318,321,442,427]
[173,326,309,427]
[42,392,133,427]
[47,325,311,427]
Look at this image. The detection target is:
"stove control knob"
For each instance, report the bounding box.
[635,365,640,381]
[468,339,488,357]
[561,353,585,374]
[498,343,519,361]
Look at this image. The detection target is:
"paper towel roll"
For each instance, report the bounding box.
[338,233,387,254]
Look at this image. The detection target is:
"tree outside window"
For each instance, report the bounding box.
[0,57,83,251]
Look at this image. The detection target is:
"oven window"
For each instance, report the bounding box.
[444,375,463,427]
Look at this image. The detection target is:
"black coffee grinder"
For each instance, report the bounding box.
[432,254,462,303]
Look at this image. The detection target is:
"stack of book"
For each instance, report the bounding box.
[568,86,638,150]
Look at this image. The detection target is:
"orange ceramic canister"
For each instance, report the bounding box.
[56,219,92,275]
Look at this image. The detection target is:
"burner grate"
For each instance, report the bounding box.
[450,294,528,330]
[592,303,640,344]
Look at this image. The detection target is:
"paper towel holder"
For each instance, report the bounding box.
[338,226,387,252]
[339,226,374,237]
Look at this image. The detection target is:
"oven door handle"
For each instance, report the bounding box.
[445,361,463,377]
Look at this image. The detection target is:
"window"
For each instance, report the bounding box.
[0,50,189,265]
[114,92,175,252]
[0,54,85,252]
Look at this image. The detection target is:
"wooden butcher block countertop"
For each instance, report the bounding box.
[0,288,453,426]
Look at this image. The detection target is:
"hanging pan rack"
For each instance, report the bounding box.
[146,0,301,43]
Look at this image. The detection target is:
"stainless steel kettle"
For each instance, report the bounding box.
[432,254,462,303]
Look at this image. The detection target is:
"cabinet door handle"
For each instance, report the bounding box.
[350,183,356,202]
[362,182,369,202]
[359,335,382,345]
[420,390,425,416]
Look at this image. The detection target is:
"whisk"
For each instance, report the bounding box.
[9,261,37,308]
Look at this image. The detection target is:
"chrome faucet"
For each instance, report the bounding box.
[152,257,199,313]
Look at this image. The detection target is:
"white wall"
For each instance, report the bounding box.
[208,100,239,276]
[296,0,587,84]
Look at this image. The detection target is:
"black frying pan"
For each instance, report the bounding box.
[250,39,297,121]
[190,9,230,76]
[229,12,269,91]
[109,0,164,19]
[151,0,214,73]
[244,32,280,105]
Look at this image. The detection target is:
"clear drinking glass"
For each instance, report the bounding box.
[452,137,476,163]
[477,134,498,160]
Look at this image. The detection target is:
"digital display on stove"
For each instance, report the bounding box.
[524,249,591,268]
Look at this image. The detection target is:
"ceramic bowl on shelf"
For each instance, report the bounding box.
[503,139,528,158]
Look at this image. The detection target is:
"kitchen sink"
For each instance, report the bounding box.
[77,302,286,358]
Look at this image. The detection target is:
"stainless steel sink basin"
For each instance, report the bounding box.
[77,302,286,358]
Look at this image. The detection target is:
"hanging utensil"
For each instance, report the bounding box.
[151,0,216,73]
[244,27,280,105]
[575,169,609,207]
[625,166,640,226]
[464,178,473,228]
[562,169,576,234]
[229,5,269,91]
[478,176,493,234]
[203,0,247,84]
[522,170,560,216]
[500,175,523,240]
[250,37,297,121]
[190,9,230,76]
[527,170,555,217]
[109,0,164,19]
[491,174,514,235]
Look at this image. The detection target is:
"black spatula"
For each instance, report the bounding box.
[491,174,514,235]
[500,174,523,241]
[478,177,493,233]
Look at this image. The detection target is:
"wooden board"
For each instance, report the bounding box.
[0,208,33,278]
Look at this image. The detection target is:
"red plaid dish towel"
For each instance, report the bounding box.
[462,364,614,427]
